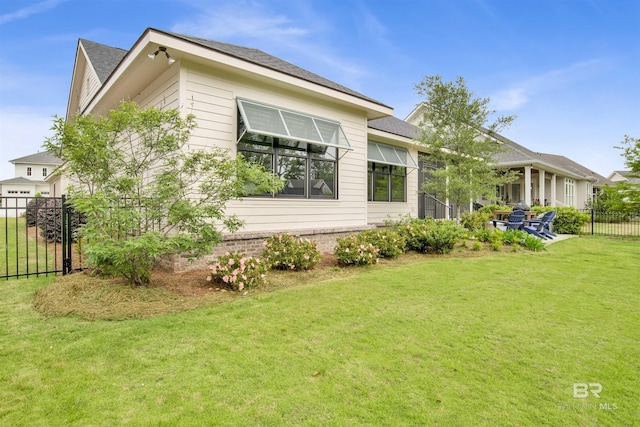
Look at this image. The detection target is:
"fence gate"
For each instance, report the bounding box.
[1,196,84,280]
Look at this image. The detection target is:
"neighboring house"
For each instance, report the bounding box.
[64,28,608,268]
[608,170,640,185]
[405,104,609,210]
[0,152,63,217]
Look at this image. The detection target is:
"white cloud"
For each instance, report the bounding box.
[491,87,528,110]
[0,0,63,25]
[171,2,308,41]
[490,59,608,112]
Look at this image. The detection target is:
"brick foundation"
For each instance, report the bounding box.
[157,225,375,272]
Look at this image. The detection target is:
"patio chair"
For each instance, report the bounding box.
[492,210,525,231]
[524,211,557,239]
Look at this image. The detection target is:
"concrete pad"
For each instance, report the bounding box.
[544,234,577,245]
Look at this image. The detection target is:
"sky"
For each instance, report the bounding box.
[0,0,639,180]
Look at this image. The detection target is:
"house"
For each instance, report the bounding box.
[66,28,424,269]
[608,170,640,185]
[404,104,611,210]
[65,28,605,269]
[0,152,63,217]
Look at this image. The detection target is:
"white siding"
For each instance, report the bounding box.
[576,180,592,209]
[177,63,369,233]
[135,67,180,111]
[79,64,102,113]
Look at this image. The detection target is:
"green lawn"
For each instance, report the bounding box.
[1,237,638,426]
[0,217,58,278]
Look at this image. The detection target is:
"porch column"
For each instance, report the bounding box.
[538,170,545,206]
[550,174,557,206]
[524,165,532,206]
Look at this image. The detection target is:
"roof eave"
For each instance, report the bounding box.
[84,28,393,120]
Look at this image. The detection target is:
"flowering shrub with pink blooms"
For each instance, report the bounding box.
[333,235,380,266]
[357,229,406,258]
[262,233,321,271]
[208,252,268,291]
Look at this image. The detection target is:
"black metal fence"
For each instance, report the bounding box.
[1,196,86,280]
[581,209,640,237]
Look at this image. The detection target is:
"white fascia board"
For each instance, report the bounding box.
[367,128,419,149]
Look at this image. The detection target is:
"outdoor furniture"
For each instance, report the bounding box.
[492,210,526,231]
[492,210,538,221]
[524,211,557,239]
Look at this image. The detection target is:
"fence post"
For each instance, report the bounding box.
[61,195,72,275]
[591,209,594,235]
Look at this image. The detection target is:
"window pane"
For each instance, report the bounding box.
[311,160,335,198]
[240,150,272,171]
[373,173,390,201]
[239,136,273,152]
[238,151,273,196]
[391,165,405,176]
[391,174,405,202]
[311,144,337,160]
[279,139,308,156]
[278,156,307,196]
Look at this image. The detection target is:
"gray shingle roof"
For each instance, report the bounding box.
[155,29,390,108]
[0,177,45,185]
[9,152,63,165]
[79,38,127,84]
[368,116,420,139]
[78,29,390,109]
[538,153,612,185]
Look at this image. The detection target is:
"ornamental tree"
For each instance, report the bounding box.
[45,101,282,285]
[414,75,519,220]
[610,134,640,210]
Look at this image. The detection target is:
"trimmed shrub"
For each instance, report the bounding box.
[358,229,406,258]
[478,204,510,215]
[334,235,379,266]
[262,233,321,271]
[25,197,47,227]
[35,198,85,243]
[208,252,268,291]
[461,211,492,231]
[473,229,492,243]
[531,206,589,234]
[423,220,465,254]
[390,216,437,252]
